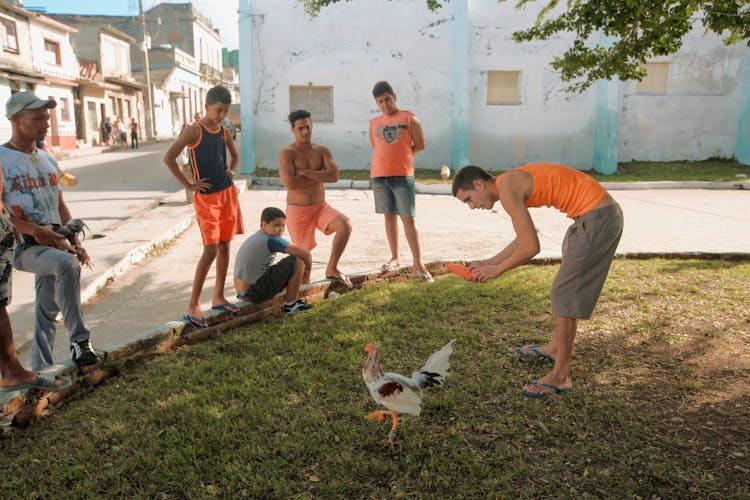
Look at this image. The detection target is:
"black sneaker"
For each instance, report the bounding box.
[284,299,313,315]
[71,339,98,366]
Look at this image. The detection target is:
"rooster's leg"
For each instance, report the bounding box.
[365,410,401,444]
[387,411,399,443]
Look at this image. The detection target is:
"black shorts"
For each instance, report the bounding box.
[250,255,297,304]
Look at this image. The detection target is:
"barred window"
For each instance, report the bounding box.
[487,70,521,105]
[0,18,18,53]
[637,62,669,95]
[289,85,333,123]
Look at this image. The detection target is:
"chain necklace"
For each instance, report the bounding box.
[8,140,40,163]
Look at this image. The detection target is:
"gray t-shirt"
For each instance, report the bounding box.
[234,229,289,284]
[0,146,61,225]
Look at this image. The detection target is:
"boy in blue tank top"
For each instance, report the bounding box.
[163,86,243,329]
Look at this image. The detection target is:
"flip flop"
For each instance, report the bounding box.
[522,380,573,398]
[415,271,434,283]
[183,315,208,330]
[518,345,555,363]
[211,303,239,315]
[326,274,353,288]
[0,373,72,393]
[381,260,400,271]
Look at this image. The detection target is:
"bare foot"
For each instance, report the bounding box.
[519,343,556,362]
[326,269,352,287]
[0,368,39,389]
[522,372,573,397]
[211,297,239,314]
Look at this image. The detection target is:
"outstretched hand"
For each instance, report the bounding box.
[467,262,502,282]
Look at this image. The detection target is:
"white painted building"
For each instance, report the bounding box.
[240,0,748,172]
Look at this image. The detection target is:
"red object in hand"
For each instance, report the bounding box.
[447,263,476,280]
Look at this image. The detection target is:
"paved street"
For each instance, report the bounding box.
[14,179,750,368]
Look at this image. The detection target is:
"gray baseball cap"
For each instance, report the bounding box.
[5,91,56,118]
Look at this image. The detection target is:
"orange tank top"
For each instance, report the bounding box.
[370,110,414,178]
[498,163,606,219]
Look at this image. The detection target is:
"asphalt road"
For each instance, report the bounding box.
[59,141,181,235]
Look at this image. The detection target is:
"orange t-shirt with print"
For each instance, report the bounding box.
[370,110,414,178]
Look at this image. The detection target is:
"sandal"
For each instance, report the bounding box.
[416,271,434,283]
[381,260,400,272]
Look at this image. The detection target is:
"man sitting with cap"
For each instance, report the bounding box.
[0,91,99,370]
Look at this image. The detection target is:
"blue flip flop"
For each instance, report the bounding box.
[183,315,208,330]
[211,303,239,315]
[518,345,555,363]
[522,380,573,398]
[0,373,72,393]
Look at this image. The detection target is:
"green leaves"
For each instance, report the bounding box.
[301,0,749,92]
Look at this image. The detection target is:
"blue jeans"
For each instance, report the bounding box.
[372,176,416,217]
[14,244,90,371]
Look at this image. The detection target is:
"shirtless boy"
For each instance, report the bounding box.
[279,109,352,286]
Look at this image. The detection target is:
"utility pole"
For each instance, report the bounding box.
[139,0,155,139]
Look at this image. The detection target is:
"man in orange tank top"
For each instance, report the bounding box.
[369,81,432,282]
[452,164,624,398]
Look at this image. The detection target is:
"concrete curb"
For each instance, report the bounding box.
[253,177,749,192]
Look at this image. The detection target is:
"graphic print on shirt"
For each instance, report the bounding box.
[378,123,407,144]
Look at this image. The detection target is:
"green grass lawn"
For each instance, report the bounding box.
[1,259,748,497]
[253,160,750,184]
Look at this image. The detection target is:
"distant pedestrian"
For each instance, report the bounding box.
[116,117,127,150]
[163,85,243,329]
[129,118,139,149]
[0,91,100,370]
[101,116,112,146]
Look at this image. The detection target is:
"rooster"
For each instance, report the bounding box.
[440,164,450,184]
[362,339,456,444]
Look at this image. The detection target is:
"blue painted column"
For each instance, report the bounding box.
[735,48,750,165]
[592,34,618,174]
[451,0,470,171]
[238,0,256,174]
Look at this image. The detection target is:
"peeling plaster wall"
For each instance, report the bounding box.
[249,0,451,170]
[246,0,746,170]
[618,26,746,162]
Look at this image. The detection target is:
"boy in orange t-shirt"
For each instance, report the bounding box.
[369,80,432,282]
[452,164,623,398]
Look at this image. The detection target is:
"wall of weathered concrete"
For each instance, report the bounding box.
[242,0,747,171]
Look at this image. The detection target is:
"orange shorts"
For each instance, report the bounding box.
[285,201,342,250]
[193,185,244,245]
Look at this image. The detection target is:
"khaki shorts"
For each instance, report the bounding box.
[551,203,623,319]
[0,215,14,307]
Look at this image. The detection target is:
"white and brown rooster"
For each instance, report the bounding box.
[362,339,456,443]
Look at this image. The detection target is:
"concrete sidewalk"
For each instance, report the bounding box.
[12,180,750,369]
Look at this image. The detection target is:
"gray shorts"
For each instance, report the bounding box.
[245,255,297,304]
[372,176,416,217]
[551,203,623,319]
[0,215,14,307]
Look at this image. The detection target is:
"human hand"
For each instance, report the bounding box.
[469,263,502,282]
[32,225,67,247]
[73,245,91,267]
[190,177,212,192]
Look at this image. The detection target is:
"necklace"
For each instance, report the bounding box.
[8,140,39,163]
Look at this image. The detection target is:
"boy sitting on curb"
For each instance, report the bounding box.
[234,207,314,315]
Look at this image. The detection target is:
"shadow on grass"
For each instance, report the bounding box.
[0,260,747,498]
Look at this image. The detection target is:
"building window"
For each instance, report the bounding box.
[487,71,521,105]
[289,85,334,123]
[59,98,71,121]
[637,62,669,95]
[43,39,61,66]
[0,18,18,53]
